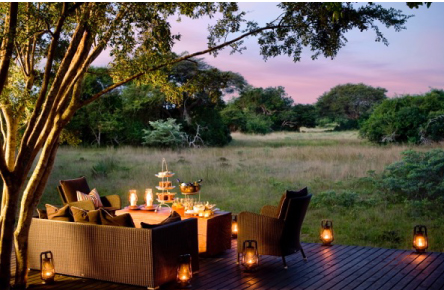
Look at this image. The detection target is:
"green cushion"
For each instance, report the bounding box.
[45,204,73,222]
[100,209,135,227]
[141,211,181,229]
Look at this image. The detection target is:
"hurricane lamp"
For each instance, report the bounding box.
[232,215,238,238]
[242,240,259,271]
[320,219,334,246]
[413,225,428,253]
[145,188,153,207]
[129,189,138,207]
[40,251,55,284]
[177,254,192,288]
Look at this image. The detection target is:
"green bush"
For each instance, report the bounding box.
[381,149,444,201]
[244,114,273,134]
[360,89,444,144]
[142,118,186,148]
[91,157,119,178]
[311,190,358,208]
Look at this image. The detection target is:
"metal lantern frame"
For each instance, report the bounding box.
[232,215,238,238]
[320,219,334,246]
[177,254,192,288]
[241,240,259,271]
[40,251,55,284]
[413,225,428,253]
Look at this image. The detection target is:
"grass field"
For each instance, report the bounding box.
[43,131,444,252]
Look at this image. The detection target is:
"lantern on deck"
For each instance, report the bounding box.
[129,189,138,208]
[232,215,238,238]
[320,219,334,246]
[145,188,153,207]
[242,240,259,271]
[177,254,192,288]
[40,251,55,284]
[413,225,428,253]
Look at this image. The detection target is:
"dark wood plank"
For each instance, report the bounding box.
[393,252,442,290]
[251,244,353,290]
[315,247,392,290]
[333,248,406,290]
[13,240,444,290]
[294,245,375,289]
[242,244,347,290]
[403,253,444,290]
[365,251,429,290]
[234,243,323,290]
[354,249,413,290]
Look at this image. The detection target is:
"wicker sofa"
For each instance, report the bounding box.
[28,218,199,289]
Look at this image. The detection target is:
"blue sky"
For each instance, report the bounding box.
[95,2,444,104]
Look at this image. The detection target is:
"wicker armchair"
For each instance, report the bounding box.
[58,176,121,210]
[237,194,312,268]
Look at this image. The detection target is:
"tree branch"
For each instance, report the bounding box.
[78,25,277,108]
[0,3,18,96]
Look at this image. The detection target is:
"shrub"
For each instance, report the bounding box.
[142,118,186,148]
[244,114,273,134]
[360,89,444,144]
[311,190,358,208]
[91,157,119,178]
[381,149,444,201]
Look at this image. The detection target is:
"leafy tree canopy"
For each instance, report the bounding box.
[316,83,387,130]
[360,89,444,144]
[0,2,414,289]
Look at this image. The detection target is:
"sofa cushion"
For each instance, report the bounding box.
[277,187,308,220]
[76,188,103,208]
[45,204,73,222]
[60,176,91,203]
[141,211,181,229]
[70,206,101,224]
[88,209,101,224]
[37,209,47,219]
[100,209,135,227]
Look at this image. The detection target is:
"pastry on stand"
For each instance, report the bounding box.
[155,158,176,212]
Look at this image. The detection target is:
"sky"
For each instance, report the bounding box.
[94,2,444,104]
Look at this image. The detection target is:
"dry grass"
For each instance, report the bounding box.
[43,131,444,252]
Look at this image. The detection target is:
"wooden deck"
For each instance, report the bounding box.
[13,239,444,289]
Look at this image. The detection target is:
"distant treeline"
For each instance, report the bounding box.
[65,61,444,147]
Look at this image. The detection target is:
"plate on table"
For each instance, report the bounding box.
[140,205,157,211]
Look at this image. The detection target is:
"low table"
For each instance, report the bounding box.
[116,207,232,256]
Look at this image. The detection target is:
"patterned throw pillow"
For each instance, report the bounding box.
[76,188,103,208]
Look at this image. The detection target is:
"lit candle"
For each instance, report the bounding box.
[129,190,137,206]
[145,188,153,207]
[322,229,332,242]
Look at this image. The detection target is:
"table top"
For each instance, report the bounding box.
[116,206,230,220]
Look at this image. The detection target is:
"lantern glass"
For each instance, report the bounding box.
[145,188,153,207]
[242,240,259,271]
[232,216,238,238]
[413,225,428,252]
[40,251,55,284]
[320,219,334,245]
[177,254,192,288]
[129,189,138,207]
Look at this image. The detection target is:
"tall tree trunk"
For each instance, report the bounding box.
[14,139,59,289]
[0,185,20,290]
